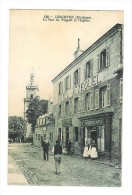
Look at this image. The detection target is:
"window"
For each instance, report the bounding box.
[65,101,69,115]
[74,97,78,113]
[58,104,61,117]
[85,60,93,79]
[73,69,80,86]
[90,91,94,110]
[120,78,123,103]
[85,93,90,111]
[98,48,110,71]
[59,82,63,95]
[97,126,105,152]
[38,134,41,141]
[95,89,99,109]
[30,94,33,99]
[101,86,107,108]
[66,76,69,91]
[75,127,78,142]
[36,134,38,140]
[100,84,111,108]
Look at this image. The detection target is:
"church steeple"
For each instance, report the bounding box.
[24,71,39,119]
[74,38,83,59]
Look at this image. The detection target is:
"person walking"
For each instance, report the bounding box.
[54,139,62,175]
[42,138,50,161]
[67,139,72,155]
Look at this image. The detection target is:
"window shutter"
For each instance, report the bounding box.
[64,79,66,93]
[90,91,94,110]
[107,83,111,106]
[90,60,93,77]
[82,95,85,112]
[97,54,100,72]
[61,81,63,94]
[69,75,71,89]
[78,68,80,84]
[106,47,110,67]
[69,99,71,115]
[120,78,123,103]
[95,89,99,109]
[63,102,65,117]
[73,73,75,86]
[84,64,86,80]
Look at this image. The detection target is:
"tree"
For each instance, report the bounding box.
[26,96,48,132]
[8,116,27,142]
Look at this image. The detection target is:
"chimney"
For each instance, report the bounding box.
[74,39,83,59]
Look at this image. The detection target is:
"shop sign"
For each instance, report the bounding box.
[62,118,72,127]
[74,74,102,94]
[81,117,109,126]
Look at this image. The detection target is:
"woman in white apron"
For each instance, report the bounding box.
[90,140,98,159]
[83,144,91,158]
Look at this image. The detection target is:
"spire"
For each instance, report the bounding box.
[74,38,83,59]
[77,38,80,50]
[30,72,34,86]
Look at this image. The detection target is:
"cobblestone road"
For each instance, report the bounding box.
[8,143,121,186]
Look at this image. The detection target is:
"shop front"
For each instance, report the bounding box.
[80,112,113,159]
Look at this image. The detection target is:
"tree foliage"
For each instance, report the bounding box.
[26,96,48,132]
[8,116,27,139]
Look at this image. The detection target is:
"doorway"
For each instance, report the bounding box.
[91,129,97,144]
[66,127,69,147]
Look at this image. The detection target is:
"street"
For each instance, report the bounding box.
[8,143,121,186]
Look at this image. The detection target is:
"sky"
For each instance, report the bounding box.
[9,10,124,117]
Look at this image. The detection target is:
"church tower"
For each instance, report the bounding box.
[24,72,39,119]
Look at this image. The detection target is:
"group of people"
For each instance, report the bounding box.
[42,138,62,175]
[83,140,98,159]
[42,138,98,176]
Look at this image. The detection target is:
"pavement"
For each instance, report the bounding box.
[8,153,28,185]
[8,143,121,186]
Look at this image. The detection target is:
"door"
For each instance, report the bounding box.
[91,129,97,144]
[66,127,69,147]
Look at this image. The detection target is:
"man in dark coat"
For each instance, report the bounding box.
[42,138,50,160]
[54,140,62,175]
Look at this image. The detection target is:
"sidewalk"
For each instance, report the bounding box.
[8,154,28,185]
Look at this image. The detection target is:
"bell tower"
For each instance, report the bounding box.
[24,72,39,119]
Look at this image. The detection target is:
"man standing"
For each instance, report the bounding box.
[54,140,62,175]
[67,139,72,155]
[42,138,50,160]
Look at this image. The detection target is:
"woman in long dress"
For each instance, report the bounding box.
[90,140,98,159]
[83,144,91,158]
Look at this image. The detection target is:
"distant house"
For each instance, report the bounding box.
[33,101,55,149]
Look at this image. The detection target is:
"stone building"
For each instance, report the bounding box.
[33,100,55,149]
[52,23,123,165]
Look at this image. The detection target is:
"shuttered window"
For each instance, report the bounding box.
[95,89,99,109]
[85,93,90,111]
[97,47,110,72]
[73,69,80,86]
[120,78,123,103]
[90,91,94,110]
[58,81,63,95]
[86,60,93,78]
[107,84,111,106]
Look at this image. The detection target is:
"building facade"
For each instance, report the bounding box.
[52,23,123,165]
[33,101,55,149]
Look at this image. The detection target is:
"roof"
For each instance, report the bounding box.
[52,23,123,83]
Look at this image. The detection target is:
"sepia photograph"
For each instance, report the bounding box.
[8,9,123,186]
[0,1,132,195]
